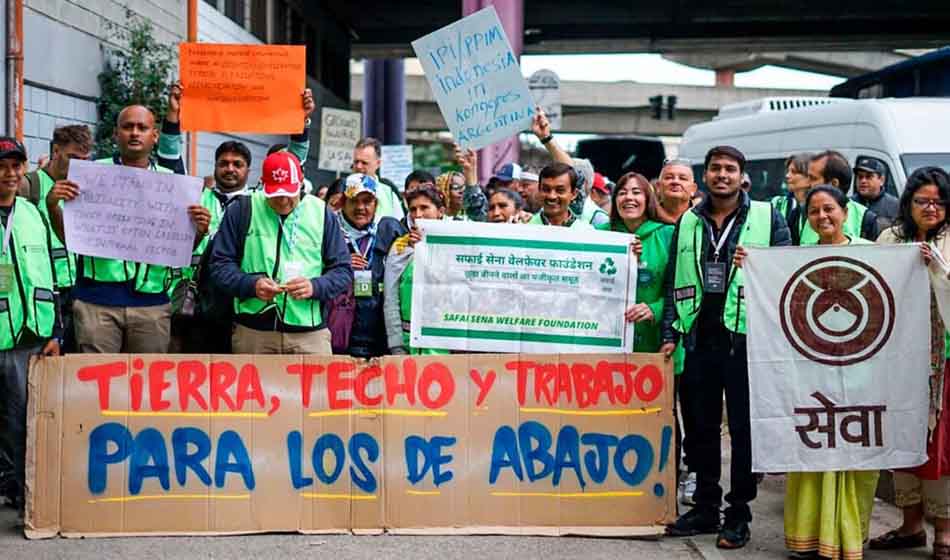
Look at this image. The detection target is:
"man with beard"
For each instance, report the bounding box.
[661,146,791,550]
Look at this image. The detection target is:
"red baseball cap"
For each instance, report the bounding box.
[262,151,304,198]
[592,172,610,195]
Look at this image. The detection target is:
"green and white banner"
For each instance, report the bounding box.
[410,220,637,353]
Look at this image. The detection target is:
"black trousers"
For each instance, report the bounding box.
[679,333,757,522]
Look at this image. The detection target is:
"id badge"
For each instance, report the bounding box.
[704,261,727,294]
[0,264,12,294]
[354,270,373,298]
[282,260,305,283]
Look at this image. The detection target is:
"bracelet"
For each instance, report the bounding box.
[540,134,554,145]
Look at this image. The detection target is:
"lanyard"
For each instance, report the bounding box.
[706,213,737,262]
[279,207,301,254]
[1,203,15,257]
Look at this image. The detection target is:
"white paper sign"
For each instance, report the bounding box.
[381,145,414,192]
[411,7,535,150]
[319,107,361,172]
[64,160,202,268]
[410,220,637,353]
[528,69,562,130]
[745,244,930,472]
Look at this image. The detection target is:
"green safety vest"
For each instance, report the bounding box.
[34,169,76,289]
[398,257,447,356]
[79,158,176,295]
[528,212,592,228]
[798,200,868,245]
[672,201,773,335]
[236,192,326,327]
[0,198,57,350]
[177,188,229,283]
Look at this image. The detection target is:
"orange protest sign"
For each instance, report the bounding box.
[179,43,306,134]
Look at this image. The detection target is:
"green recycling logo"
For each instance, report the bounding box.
[599,257,617,276]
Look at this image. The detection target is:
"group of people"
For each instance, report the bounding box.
[0,83,946,560]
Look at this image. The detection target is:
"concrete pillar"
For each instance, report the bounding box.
[715,68,736,87]
[462,0,524,182]
[362,59,406,145]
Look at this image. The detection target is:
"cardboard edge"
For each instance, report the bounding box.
[385,525,666,538]
[23,527,59,540]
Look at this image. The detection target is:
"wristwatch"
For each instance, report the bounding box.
[540,134,554,145]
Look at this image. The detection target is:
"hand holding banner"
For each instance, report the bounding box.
[179,43,306,133]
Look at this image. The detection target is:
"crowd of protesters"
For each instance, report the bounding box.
[0,83,946,560]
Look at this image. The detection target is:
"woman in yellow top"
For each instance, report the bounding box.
[782,185,877,560]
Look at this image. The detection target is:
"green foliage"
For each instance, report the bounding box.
[95,8,175,158]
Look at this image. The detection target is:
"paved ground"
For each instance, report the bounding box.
[0,438,937,559]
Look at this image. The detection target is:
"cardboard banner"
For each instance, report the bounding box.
[745,244,930,472]
[411,7,535,150]
[64,160,202,268]
[528,69,562,130]
[179,43,306,134]
[410,220,637,353]
[26,353,674,538]
[381,145,414,192]
[318,108,361,173]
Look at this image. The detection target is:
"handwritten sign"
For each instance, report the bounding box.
[381,144,414,191]
[318,108,361,173]
[412,220,637,353]
[26,353,674,538]
[179,43,306,134]
[745,244,930,472]
[64,160,202,268]
[411,7,535,150]
[528,69,562,130]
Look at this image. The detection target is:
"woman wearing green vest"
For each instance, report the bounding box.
[0,138,60,510]
[781,186,878,560]
[384,186,448,355]
[871,168,950,560]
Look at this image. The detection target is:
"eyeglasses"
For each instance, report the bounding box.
[912,198,948,209]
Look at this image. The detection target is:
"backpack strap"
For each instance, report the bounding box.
[21,170,41,205]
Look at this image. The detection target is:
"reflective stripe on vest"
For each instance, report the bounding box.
[0,198,56,349]
[35,169,76,288]
[237,192,326,327]
[672,201,772,335]
[79,158,175,294]
[799,200,867,245]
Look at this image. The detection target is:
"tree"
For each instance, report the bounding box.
[96,9,175,158]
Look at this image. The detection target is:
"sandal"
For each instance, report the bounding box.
[935,542,950,560]
[869,528,927,550]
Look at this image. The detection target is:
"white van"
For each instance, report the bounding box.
[679,97,950,200]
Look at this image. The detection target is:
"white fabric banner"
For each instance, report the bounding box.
[410,220,636,353]
[745,244,930,472]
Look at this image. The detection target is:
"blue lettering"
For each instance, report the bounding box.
[312,433,345,484]
[287,430,313,489]
[88,422,133,494]
[553,426,585,488]
[214,430,255,490]
[405,435,456,487]
[129,428,170,494]
[348,433,379,493]
[489,426,522,483]
[518,421,554,482]
[614,435,654,487]
[581,433,618,484]
[172,427,212,487]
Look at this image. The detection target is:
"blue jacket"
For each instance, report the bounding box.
[208,194,352,331]
[347,216,406,357]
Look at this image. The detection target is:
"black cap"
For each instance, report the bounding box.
[0,137,26,161]
[854,156,885,176]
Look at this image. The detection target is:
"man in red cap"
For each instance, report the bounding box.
[209,151,352,354]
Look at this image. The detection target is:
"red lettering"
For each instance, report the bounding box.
[76,361,126,410]
[589,363,615,406]
[235,365,266,410]
[418,362,455,409]
[130,373,143,411]
[287,364,324,408]
[209,361,238,411]
[634,364,664,403]
[570,363,595,408]
[614,363,636,404]
[594,361,620,405]
[147,360,174,411]
[535,363,557,405]
[327,361,356,409]
[385,359,417,406]
[504,360,533,405]
[176,360,209,411]
[354,365,382,406]
[469,369,496,407]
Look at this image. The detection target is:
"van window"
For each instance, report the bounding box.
[902,153,950,177]
[692,159,786,202]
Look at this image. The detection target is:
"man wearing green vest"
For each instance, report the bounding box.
[791,150,879,245]
[44,104,211,354]
[661,146,791,549]
[350,137,406,221]
[0,137,61,510]
[209,151,352,354]
[527,163,593,229]
[18,124,92,353]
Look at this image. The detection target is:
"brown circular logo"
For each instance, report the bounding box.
[779,256,895,366]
